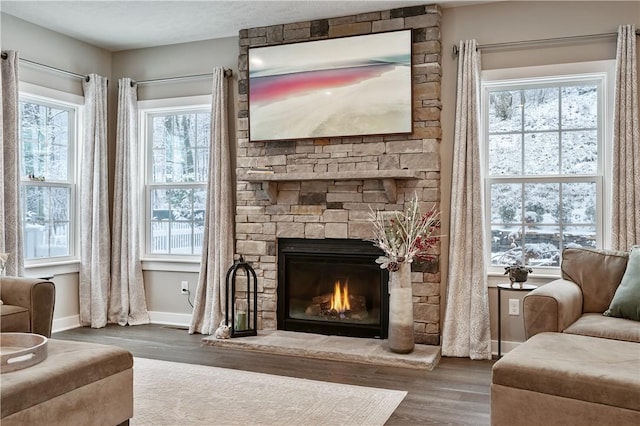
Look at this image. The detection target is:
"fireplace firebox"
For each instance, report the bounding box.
[277,238,389,339]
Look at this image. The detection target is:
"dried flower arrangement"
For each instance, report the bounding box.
[369,196,441,272]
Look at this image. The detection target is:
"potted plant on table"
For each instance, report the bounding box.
[504,261,533,286]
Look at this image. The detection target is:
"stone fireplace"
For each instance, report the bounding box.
[234,4,442,345]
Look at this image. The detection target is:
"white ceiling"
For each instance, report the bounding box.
[1,0,485,52]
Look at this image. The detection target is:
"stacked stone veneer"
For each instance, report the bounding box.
[235,4,442,345]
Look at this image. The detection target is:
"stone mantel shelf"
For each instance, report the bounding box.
[238,170,421,204]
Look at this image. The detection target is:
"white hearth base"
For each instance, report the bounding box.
[202,330,440,370]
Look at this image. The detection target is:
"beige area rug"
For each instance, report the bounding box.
[203,330,441,370]
[132,357,407,426]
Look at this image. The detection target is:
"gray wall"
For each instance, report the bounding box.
[441,0,640,347]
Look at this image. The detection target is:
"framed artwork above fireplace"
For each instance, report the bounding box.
[248,30,412,142]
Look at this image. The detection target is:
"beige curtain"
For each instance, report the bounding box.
[109,78,150,326]
[612,24,639,251]
[442,40,491,360]
[80,74,111,328]
[0,51,24,276]
[189,67,234,334]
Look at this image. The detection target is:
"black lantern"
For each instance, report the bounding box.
[225,256,258,337]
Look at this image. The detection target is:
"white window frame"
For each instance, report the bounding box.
[19,83,83,275]
[138,95,211,272]
[482,60,615,277]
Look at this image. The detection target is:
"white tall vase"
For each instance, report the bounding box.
[387,262,414,353]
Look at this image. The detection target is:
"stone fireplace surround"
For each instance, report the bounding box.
[234,4,442,345]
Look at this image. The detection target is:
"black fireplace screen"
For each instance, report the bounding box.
[277,238,388,339]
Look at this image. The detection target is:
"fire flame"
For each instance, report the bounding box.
[330,280,351,313]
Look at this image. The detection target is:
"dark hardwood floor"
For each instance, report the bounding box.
[53,324,494,425]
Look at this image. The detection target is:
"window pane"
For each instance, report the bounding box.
[524,133,559,175]
[562,182,596,224]
[491,183,522,223]
[48,144,69,180]
[170,222,194,254]
[522,227,560,267]
[489,134,521,175]
[149,186,204,255]
[151,189,169,219]
[150,221,169,254]
[563,226,596,249]
[524,87,559,131]
[20,102,69,181]
[152,149,168,183]
[168,188,193,220]
[50,222,70,257]
[562,130,597,174]
[491,224,524,266]
[524,183,559,224]
[562,85,597,129]
[488,90,522,132]
[195,148,209,182]
[151,114,201,183]
[22,185,71,260]
[193,188,206,221]
[195,112,211,147]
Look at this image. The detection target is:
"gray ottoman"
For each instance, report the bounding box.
[1,338,133,425]
[491,332,640,426]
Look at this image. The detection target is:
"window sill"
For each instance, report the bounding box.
[25,260,80,277]
[141,258,201,273]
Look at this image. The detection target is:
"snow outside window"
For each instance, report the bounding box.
[141,101,211,258]
[482,62,613,271]
[19,92,80,263]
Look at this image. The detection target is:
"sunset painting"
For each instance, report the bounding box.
[248,30,412,141]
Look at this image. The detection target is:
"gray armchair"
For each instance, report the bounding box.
[0,277,55,337]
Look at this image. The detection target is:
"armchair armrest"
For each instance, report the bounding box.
[523,279,583,339]
[0,277,55,337]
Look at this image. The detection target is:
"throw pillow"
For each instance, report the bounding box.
[604,245,640,321]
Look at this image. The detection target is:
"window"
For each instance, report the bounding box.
[141,98,211,257]
[19,91,80,262]
[483,62,613,270]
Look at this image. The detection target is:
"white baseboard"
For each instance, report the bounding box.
[491,339,522,356]
[148,311,192,328]
[52,315,81,333]
[52,312,192,333]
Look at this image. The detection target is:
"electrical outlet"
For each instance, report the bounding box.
[180,281,189,295]
[508,299,520,316]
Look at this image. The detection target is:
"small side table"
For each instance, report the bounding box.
[497,282,537,358]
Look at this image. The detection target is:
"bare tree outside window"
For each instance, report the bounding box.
[19,100,75,260]
[148,111,210,255]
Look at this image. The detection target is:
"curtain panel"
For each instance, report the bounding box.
[612,24,639,251]
[0,51,25,276]
[189,67,234,334]
[79,74,111,328]
[441,40,492,360]
[109,78,150,326]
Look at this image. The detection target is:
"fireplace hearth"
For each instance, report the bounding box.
[277,238,389,339]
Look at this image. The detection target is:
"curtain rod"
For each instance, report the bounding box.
[131,69,233,87]
[452,29,640,55]
[1,53,231,85]
[0,54,91,81]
